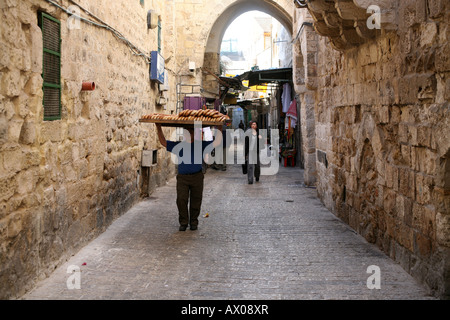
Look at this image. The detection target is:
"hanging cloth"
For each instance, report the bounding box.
[281,83,291,113]
[286,99,297,123]
[285,99,297,131]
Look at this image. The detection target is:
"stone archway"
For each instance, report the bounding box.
[202,0,294,97]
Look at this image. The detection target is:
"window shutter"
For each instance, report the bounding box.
[38,12,61,121]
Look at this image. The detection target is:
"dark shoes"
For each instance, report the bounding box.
[179,225,197,231]
[212,165,227,171]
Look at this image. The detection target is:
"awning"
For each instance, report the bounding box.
[237,68,292,87]
[218,76,248,91]
[236,98,270,114]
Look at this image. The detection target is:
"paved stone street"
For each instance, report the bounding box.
[22,163,434,300]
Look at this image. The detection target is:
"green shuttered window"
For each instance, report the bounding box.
[38,12,61,121]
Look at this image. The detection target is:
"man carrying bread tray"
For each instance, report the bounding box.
[156,122,223,231]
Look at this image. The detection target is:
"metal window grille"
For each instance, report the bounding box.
[38,12,61,121]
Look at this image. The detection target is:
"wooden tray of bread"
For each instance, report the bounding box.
[139,109,230,128]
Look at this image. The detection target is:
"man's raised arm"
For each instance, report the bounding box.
[212,126,223,148]
[155,123,167,148]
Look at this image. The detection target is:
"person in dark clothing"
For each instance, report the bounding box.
[211,124,228,171]
[244,121,263,184]
[156,124,222,231]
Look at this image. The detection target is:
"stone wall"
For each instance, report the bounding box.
[0,0,178,299]
[2,0,448,300]
[0,0,297,300]
[292,10,319,186]
[295,0,450,298]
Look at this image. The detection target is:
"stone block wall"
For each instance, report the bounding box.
[292,10,319,186]
[299,1,450,298]
[0,0,178,299]
[0,0,296,299]
[3,0,447,300]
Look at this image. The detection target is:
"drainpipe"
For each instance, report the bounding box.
[291,22,313,44]
[82,81,96,91]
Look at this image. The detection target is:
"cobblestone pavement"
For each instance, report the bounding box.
[22,164,435,300]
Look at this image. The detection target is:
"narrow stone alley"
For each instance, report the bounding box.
[22,164,434,301]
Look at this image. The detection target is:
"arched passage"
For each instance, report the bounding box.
[202,0,293,97]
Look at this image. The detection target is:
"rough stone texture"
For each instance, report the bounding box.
[0,0,297,300]
[0,0,177,299]
[292,12,319,186]
[1,0,449,301]
[21,165,434,300]
[294,0,450,299]
[305,0,398,51]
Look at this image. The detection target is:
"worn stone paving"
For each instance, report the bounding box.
[22,164,435,300]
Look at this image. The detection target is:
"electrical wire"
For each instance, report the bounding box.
[294,0,308,7]
[43,0,151,64]
[64,0,178,76]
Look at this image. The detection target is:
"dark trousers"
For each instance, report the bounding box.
[247,163,260,183]
[176,171,204,227]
